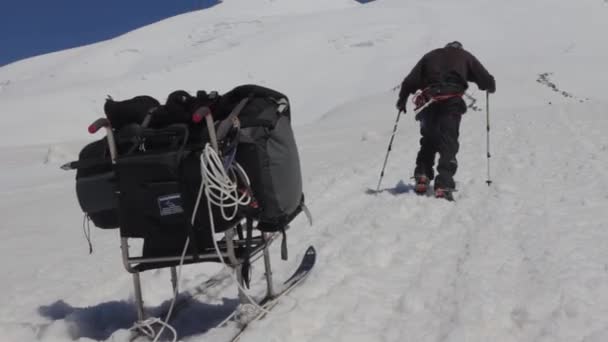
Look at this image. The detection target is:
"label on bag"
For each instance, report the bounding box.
[158,194,184,216]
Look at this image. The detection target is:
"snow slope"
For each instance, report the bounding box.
[1,0,608,341]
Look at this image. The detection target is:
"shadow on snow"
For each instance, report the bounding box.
[38,295,239,340]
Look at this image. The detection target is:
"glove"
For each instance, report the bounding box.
[486,80,496,94]
[396,97,407,112]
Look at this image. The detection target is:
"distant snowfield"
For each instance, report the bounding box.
[1,0,608,341]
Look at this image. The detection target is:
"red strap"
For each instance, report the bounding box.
[412,87,463,109]
[431,93,463,101]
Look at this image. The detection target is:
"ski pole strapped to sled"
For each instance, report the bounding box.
[63,85,314,341]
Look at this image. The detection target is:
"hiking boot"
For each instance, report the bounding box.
[434,187,454,201]
[414,174,430,194]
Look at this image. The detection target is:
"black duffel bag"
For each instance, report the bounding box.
[75,139,119,229]
[218,85,304,231]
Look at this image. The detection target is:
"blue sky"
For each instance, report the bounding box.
[0,0,374,67]
[0,0,218,66]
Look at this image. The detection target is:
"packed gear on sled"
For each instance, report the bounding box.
[395,41,496,192]
[63,85,313,340]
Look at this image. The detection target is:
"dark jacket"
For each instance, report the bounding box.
[398,47,495,114]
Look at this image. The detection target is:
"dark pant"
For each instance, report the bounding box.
[414,107,462,189]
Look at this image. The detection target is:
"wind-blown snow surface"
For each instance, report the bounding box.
[1,0,608,341]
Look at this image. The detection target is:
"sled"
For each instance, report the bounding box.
[63,86,313,340]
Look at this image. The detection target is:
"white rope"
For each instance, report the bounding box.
[199,143,272,316]
[200,144,251,221]
[129,162,203,342]
[131,316,178,342]
[129,141,269,341]
[135,164,213,342]
[129,233,189,342]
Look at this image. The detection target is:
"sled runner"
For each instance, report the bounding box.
[63,85,314,341]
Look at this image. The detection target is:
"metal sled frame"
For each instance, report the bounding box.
[121,229,280,322]
[88,117,281,323]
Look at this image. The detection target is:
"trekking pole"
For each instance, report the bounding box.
[376,109,404,192]
[485,91,492,186]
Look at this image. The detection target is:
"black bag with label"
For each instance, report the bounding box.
[75,139,118,229]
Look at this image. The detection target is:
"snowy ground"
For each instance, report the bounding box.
[1,0,608,341]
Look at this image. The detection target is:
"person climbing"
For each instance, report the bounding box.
[396,41,496,200]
